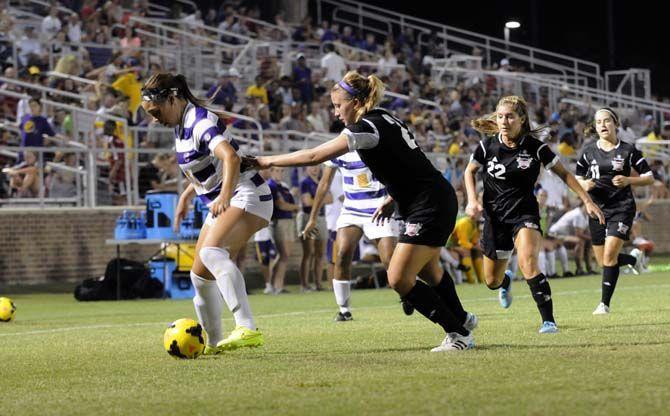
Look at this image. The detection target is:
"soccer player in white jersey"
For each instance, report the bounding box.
[302,150,400,321]
[141,73,273,354]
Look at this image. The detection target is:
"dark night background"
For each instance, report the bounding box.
[333,0,668,97]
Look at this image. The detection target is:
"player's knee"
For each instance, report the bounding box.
[199,246,230,271]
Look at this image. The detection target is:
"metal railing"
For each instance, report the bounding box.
[316,0,604,88]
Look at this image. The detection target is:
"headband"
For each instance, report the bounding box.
[596,108,619,124]
[338,80,360,97]
[141,87,179,102]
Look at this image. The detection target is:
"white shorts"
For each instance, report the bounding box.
[205,182,273,226]
[336,212,398,240]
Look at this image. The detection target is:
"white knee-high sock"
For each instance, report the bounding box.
[332,279,351,313]
[558,246,569,273]
[191,271,224,346]
[547,250,556,276]
[200,246,256,330]
[539,251,547,275]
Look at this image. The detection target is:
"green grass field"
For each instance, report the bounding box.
[1,270,669,416]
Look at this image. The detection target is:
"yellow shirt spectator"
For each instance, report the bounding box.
[112,73,142,116]
[245,84,269,104]
[447,216,479,250]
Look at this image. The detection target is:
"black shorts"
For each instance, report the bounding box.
[398,182,458,247]
[589,212,634,245]
[481,216,542,260]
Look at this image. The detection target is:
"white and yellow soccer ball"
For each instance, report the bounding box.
[0,297,16,322]
[163,318,205,359]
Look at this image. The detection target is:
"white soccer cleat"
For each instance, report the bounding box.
[431,332,474,352]
[630,248,645,275]
[263,286,274,295]
[593,302,610,315]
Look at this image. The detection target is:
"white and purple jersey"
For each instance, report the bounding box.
[325,151,387,218]
[175,103,268,206]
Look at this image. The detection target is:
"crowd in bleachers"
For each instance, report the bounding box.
[0,0,665,284]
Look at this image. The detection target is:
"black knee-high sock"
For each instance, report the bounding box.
[526,274,555,323]
[601,265,620,306]
[491,273,511,290]
[617,253,636,267]
[402,280,468,336]
[432,271,467,324]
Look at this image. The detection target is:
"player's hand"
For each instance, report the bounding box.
[585,200,605,225]
[612,175,630,188]
[240,154,258,172]
[465,201,483,218]
[372,198,394,225]
[174,197,190,232]
[583,179,597,191]
[301,217,317,240]
[210,189,232,217]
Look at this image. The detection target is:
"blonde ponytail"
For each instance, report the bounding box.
[332,71,386,122]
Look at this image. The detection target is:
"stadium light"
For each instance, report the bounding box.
[503,21,521,56]
[505,21,521,29]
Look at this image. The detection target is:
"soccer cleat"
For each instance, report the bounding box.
[563,271,575,277]
[538,321,558,333]
[334,311,353,322]
[216,326,264,351]
[498,271,513,309]
[263,286,274,295]
[463,312,478,332]
[401,299,414,316]
[203,344,224,355]
[630,249,644,275]
[431,331,474,352]
[592,302,610,315]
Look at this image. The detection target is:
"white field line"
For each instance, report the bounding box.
[2,283,669,338]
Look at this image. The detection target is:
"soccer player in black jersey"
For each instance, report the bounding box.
[246,71,476,351]
[464,96,604,334]
[575,108,653,315]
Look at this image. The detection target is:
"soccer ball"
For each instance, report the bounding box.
[0,297,16,322]
[163,318,205,359]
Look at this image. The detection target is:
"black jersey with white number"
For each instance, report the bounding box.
[342,108,449,217]
[471,134,558,222]
[575,140,652,216]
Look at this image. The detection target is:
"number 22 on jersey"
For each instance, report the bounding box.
[487,157,506,179]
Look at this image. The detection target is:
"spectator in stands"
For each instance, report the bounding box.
[207,68,239,110]
[377,41,398,76]
[41,5,62,41]
[245,75,269,104]
[17,26,46,67]
[320,43,347,83]
[6,150,39,197]
[307,101,327,132]
[65,13,82,43]
[102,119,126,205]
[46,151,79,199]
[86,30,113,69]
[267,166,299,294]
[317,21,337,42]
[120,26,142,56]
[0,66,21,121]
[218,12,244,43]
[19,98,55,155]
[293,54,313,104]
[359,33,378,53]
[298,165,330,292]
[340,25,356,46]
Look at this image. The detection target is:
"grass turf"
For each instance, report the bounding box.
[1,270,669,415]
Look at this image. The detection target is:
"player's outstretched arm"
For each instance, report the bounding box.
[248,134,350,169]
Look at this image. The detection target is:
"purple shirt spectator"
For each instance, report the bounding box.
[19,113,54,147]
[268,178,295,220]
[300,175,324,215]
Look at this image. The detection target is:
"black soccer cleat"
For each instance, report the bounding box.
[334,311,353,322]
[401,299,415,316]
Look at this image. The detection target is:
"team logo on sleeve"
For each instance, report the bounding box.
[404,222,423,237]
[524,222,539,230]
[611,154,625,171]
[203,132,211,142]
[516,150,533,169]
